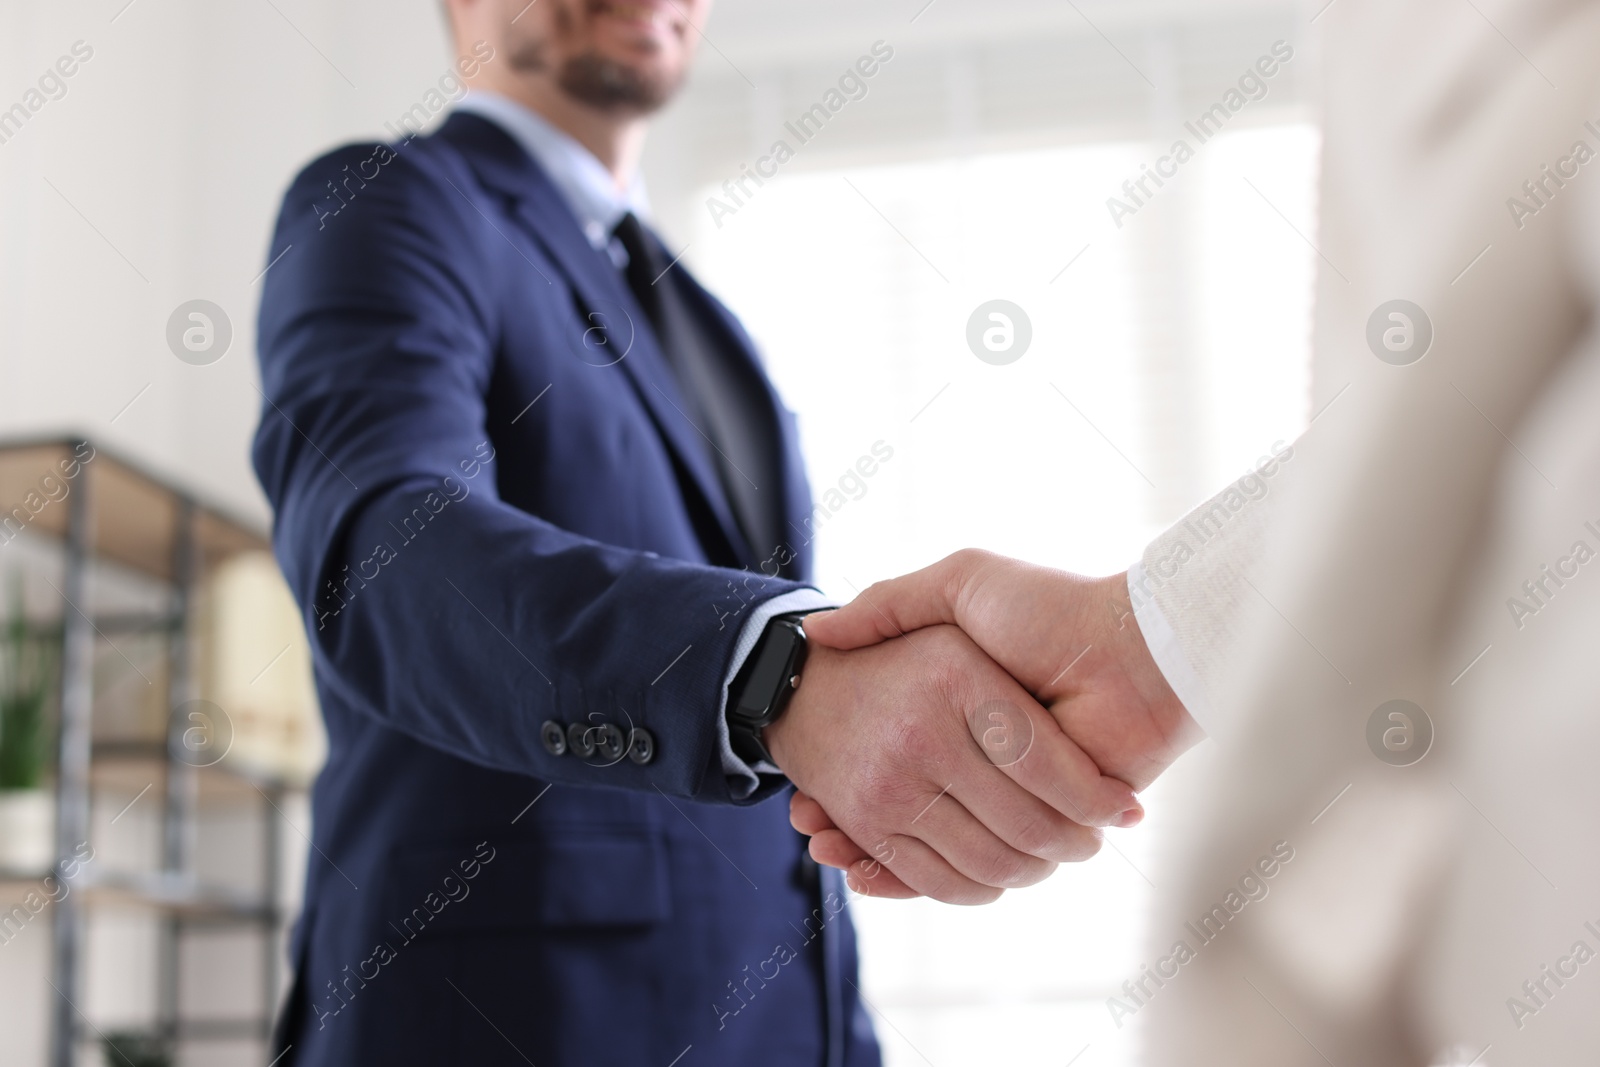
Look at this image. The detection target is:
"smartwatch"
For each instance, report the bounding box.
[726,611,810,766]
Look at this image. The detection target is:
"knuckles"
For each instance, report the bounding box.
[885,714,948,776]
[943,547,998,581]
[848,758,929,840]
[910,624,987,702]
[978,849,1055,889]
[911,857,1005,906]
[1008,807,1069,859]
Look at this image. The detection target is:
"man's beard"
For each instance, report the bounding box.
[560,52,679,112]
[508,39,681,113]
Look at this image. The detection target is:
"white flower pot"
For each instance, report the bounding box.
[0,789,54,873]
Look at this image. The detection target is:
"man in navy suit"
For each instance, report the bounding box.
[252,1,1143,1062]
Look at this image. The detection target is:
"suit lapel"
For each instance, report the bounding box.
[435,113,756,564]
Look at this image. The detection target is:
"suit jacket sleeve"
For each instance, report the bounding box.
[252,144,806,805]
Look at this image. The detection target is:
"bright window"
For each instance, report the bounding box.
[692,121,1318,1067]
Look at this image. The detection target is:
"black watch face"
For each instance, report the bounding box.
[735,618,805,725]
[730,706,770,729]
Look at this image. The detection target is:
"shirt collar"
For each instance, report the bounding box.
[453,90,650,251]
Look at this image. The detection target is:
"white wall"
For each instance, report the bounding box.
[0,1,1313,1064]
[0,0,458,522]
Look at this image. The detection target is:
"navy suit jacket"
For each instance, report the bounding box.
[253,111,878,1067]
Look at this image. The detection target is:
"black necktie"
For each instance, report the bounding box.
[611,213,780,560]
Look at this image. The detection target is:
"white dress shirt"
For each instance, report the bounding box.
[1126,562,1214,735]
[452,92,831,797]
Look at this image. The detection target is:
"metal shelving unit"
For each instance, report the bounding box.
[0,437,301,1067]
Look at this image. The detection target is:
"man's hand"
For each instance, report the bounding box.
[792,551,1204,897]
[762,623,1144,905]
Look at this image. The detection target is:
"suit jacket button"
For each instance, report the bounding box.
[627,727,656,765]
[567,722,597,758]
[541,720,568,756]
[596,722,626,761]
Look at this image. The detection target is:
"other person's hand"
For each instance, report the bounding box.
[792,551,1203,897]
[763,622,1144,905]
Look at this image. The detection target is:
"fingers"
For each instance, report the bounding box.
[948,771,1105,865]
[968,691,1142,829]
[805,826,860,867]
[943,640,1141,829]
[1014,732,1142,829]
[865,834,1007,905]
[805,553,977,650]
[794,791,922,896]
[789,789,834,836]
[803,785,1050,900]
[902,787,1059,889]
[843,855,920,899]
[806,832,921,898]
[777,624,1146,910]
[796,780,1099,877]
[794,792,926,899]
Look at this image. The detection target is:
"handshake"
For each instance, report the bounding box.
[763,550,1204,904]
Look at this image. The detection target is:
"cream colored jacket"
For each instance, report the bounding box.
[1131,2,1600,1064]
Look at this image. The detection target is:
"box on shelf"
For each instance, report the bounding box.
[199,553,323,785]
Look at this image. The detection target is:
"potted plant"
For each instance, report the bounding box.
[0,576,55,872]
[100,1031,173,1067]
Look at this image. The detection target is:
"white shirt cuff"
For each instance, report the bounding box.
[1126,561,1216,736]
[718,588,837,799]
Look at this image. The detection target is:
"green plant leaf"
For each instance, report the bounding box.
[0,575,54,791]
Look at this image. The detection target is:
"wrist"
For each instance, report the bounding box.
[760,715,790,771]
[1099,570,1200,750]
[1030,571,1141,703]
[760,642,838,775]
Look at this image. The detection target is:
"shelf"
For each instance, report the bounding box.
[5,434,293,1065]
[92,741,310,798]
[81,871,275,922]
[78,1018,273,1043]
[0,437,268,580]
[23,613,183,637]
[0,867,53,887]
[172,1017,272,1041]
[0,868,277,922]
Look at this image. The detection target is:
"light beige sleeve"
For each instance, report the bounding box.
[1140,3,1600,1064]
